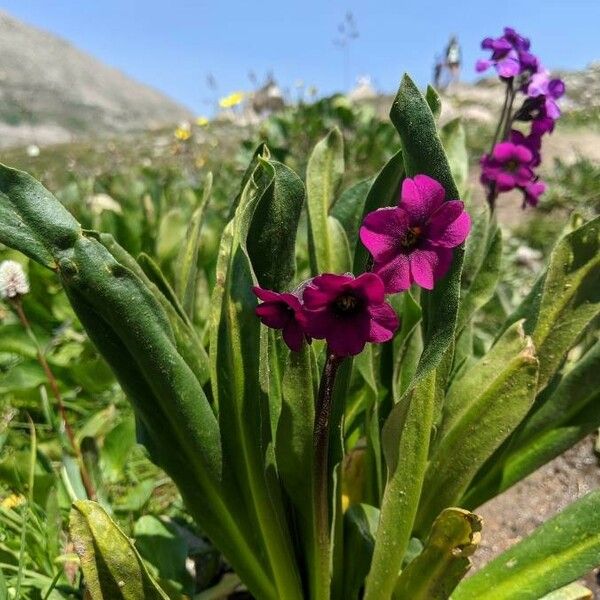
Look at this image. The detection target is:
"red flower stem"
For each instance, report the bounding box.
[10,297,97,500]
[313,350,344,598]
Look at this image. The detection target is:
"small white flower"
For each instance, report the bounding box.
[0,260,30,299]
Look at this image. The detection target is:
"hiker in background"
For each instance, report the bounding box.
[445,35,461,85]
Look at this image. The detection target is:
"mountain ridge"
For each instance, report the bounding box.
[0,10,192,149]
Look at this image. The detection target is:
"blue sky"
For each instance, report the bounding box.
[3,1,599,112]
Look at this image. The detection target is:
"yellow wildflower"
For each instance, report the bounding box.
[341,494,350,513]
[219,91,245,109]
[174,123,192,141]
[1,493,25,510]
[195,116,209,127]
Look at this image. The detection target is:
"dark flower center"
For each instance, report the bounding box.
[506,159,519,172]
[400,226,422,248]
[333,293,363,316]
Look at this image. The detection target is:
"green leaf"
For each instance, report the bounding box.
[135,251,210,386]
[306,128,345,274]
[0,569,7,600]
[460,202,492,289]
[394,508,482,600]
[134,515,192,596]
[438,321,529,444]
[416,330,538,534]
[175,172,212,317]
[0,164,273,600]
[327,215,352,273]
[69,500,169,600]
[276,345,316,513]
[389,74,464,382]
[0,164,80,268]
[365,371,437,600]
[440,119,468,195]
[155,208,187,262]
[331,178,373,255]
[352,150,404,273]
[506,216,600,390]
[342,504,380,600]
[539,583,593,600]
[247,159,305,291]
[452,490,600,600]
[425,85,442,119]
[365,75,464,600]
[465,340,600,506]
[101,418,136,483]
[210,161,303,600]
[392,291,423,398]
[276,345,321,598]
[518,339,600,442]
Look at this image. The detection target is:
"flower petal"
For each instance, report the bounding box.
[409,246,453,290]
[368,303,399,343]
[253,286,282,302]
[373,253,411,294]
[495,172,517,191]
[400,175,445,223]
[282,321,305,352]
[326,317,370,357]
[492,142,516,162]
[303,273,352,310]
[359,207,410,262]
[256,302,290,329]
[513,145,533,163]
[347,272,385,304]
[427,202,471,248]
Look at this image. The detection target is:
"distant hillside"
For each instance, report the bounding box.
[0,10,192,148]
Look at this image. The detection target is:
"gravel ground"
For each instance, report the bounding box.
[470,436,600,595]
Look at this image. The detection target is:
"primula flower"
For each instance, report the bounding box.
[0,260,29,299]
[480,142,534,192]
[302,272,398,357]
[359,175,471,293]
[253,287,309,352]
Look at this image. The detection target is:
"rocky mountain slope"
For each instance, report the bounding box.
[0,10,192,149]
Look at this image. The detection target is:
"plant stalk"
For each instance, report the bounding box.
[10,296,97,500]
[313,350,343,600]
[486,79,516,211]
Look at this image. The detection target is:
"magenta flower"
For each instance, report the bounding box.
[302,273,398,357]
[359,175,471,293]
[522,180,546,208]
[476,27,539,78]
[480,142,534,192]
[253,287,309,352]
[510,129,542,167]
[527,70,565,120]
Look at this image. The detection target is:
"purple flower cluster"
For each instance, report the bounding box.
[476,27,538,79]
[477,27,565,208]
[254,175,470,357]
